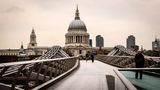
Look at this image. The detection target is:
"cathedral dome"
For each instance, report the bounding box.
[68,20,87,31]
[68,6,87,32]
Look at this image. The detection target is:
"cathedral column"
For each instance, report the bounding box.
[86,36,88,44]
[81,36,83,43]
[77,36,78,43]
[84,36,86,43]
[77,36,79,43]
[87,36,89,44]
[80,36,81,43]
[84,36,85,43]
[73,36,76,43]
[83,36,85,43]
[82,36,83,43]
[86,36,87,44]
[67,36,69,43]
[71,36,73,43]
[70,36,72,43]
[69,36,71,43]
[79,36,80,43]
[76,36,77,43]
[68,36,69,43]
[88,36,89,44]
[78,36,79,43]
[79,36,81,43]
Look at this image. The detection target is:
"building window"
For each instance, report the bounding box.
[32,44,35,46]
[79,50,82,54]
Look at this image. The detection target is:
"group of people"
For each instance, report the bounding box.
[85,53,95,63]
[83,47,145,79]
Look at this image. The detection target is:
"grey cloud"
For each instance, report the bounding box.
[6,6,25,13]
[0,0,160,49]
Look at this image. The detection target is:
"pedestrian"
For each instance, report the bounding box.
[135,50,145,79]
[85,53,89,62]
[91,53,94,63]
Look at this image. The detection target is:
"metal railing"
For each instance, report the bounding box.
[114,69,137,90]
[95,54,160,90]
[114,68,160,90]
[95,55,160,68]
[118,68,160,71]
[0,56,79,90]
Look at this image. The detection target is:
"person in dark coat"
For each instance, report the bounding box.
[85,53,89,62]
[91,53,94,63]
[135,51,145,79]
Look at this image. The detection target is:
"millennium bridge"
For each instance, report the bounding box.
[0,45,160,90]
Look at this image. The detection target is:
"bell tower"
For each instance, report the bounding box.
[28,28,37,49]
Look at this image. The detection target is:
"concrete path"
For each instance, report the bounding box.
[47,60,117,90]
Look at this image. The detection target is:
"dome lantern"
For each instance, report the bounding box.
[75,5,80,20]
[68,6,87,32]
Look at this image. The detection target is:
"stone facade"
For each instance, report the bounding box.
[65,6,90,56]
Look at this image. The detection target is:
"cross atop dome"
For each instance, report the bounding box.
[75,5,80,20]
[31,27,35,35]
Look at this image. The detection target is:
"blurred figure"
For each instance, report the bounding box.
[134,48,145,79]
[91,53,94,63]
[85,53,89,62]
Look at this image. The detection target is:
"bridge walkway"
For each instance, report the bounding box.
[47,60,117,90]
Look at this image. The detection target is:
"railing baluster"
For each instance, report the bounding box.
[11,64,26,90]
[25,64,36,90]
[35,63,44,86]
[56,61,61,76]
[49,62,55,79]
[0,66,9,77]
[59,60,64,74]
[43,62,51,81]
[54,61,58,77]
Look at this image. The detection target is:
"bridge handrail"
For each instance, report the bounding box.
[0,56,79,89]
[32,56,80,90]
[113,69,137,90]
[100,55,134,58]
[114,68,160,90]
[102,54,160,58]
[97,55,160,62]
[0,57,78,67]
[118,68,160,71]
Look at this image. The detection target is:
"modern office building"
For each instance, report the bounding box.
[126,35,135,50]
[96,35,104,47]
[152,37,160,51]
[89,39,92,47]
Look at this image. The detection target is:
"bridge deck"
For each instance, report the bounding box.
[121,71,160,90]
[47,60,117,90]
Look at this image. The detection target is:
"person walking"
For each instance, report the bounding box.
[91,53,94,63]
[85,53,89,62]
[135,50,145,79]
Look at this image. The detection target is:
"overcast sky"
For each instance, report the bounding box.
[0,0,160,50]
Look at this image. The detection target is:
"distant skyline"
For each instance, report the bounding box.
[0,0,160,50]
